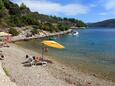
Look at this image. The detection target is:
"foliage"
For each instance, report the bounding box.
[20,3,27,10]
[57,23,70,31]
[39,22,57,32]
[31,28,38,35]
[0,8,6,18]
[8,15,23,26]
[8,27,19,36]
[0,0,5,18]
[0,0,86,31]
[21,13,39,25]
[0,0,4,9]
[2,0,10,9]
[8,3,21,15]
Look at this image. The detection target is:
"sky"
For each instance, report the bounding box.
[11,0,115,23]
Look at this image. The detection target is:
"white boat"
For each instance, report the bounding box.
[72,31,79,35]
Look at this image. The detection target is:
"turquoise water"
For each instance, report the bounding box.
[16,28,115,81]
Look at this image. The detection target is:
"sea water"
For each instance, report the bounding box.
[16,28,115,81]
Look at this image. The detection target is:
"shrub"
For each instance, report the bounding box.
[57,24,70,31]
[20,3,27,10]
[9,28,19,36]
[31,28,38,35]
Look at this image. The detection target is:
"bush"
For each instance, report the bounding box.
[57,24,70,31]
[20,3,27,10]
[8,15,23,27]
[9,28,19,36]
[31,28,38,35]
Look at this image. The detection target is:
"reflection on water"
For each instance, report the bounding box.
[16,28,115,81]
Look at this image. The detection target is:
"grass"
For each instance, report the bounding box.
[3,67,10,76]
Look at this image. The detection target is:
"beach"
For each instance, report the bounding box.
[1,0,115,86]
[0,43,115,86]
[0,62,16,86]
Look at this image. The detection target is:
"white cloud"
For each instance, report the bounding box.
[16,0,89,16]
[104,0,115,10]
[100,0,115,12]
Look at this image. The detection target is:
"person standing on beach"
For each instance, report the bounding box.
[44,47,48,52]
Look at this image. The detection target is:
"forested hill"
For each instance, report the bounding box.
[88,19,115,28]
[0,0,86,32]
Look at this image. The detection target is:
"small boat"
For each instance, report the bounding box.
[72,31,79,36]
[49,37,56,40]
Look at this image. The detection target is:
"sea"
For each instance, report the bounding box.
[16,28,115,81]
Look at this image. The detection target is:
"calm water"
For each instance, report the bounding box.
[16,28,115,81]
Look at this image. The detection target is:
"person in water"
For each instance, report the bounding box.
[44,47,48,52]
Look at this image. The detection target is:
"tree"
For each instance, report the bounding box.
[63,17,68,21]
[8,3,21,15]
[0,8,6,18]
[20,3,27,10]
[57,23,70,31]
[8,15,23,27]
[68,18,76,22]
[21,13,40,25]
[2,0,10,9]
[0,0,7,18]
[40,23,56,32]
[0,0,4,9]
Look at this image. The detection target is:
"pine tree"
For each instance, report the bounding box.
[0,0,4,9]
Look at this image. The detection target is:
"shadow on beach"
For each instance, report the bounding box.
[22,59,53,67]
[43,59,53,64]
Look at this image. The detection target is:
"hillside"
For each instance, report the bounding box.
[88,19,115,28]
[0,0,86,32]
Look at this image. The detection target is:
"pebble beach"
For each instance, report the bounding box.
[0,43,115,86]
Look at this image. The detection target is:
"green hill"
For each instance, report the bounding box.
[88,19,115,28]
[0,0,86,32]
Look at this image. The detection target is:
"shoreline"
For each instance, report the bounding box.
[1,43,115,86]
[11,29,72,42]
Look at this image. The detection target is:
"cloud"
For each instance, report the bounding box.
[100,0,115,12]
[15,0,89,16]
[104,0,115,10]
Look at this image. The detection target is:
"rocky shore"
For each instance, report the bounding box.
[12,29,72,42]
